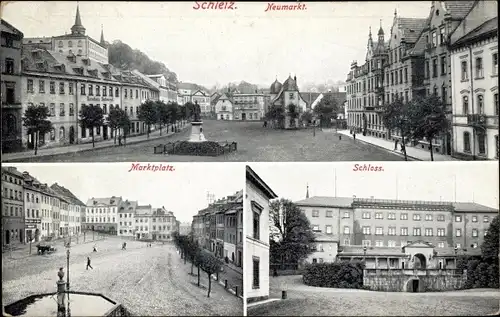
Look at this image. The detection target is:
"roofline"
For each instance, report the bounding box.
[451,19,498,49]
[1,19,24,37]
[246,166,278,199]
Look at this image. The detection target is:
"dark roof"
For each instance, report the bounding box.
[246,166,278,199]
[87,196,122,206]
[177,82,200,91]
[443,1,476,19]
[282,76,299,91]
[50,183,85,206]
[270,79,282,94]
[295,196,354,208]
[399,18,427,43]
[1,166,24,178]
[452,17,498,47]
[1,19,24,37]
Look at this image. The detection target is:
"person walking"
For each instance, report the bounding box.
[93,244,97,252]
[118,135,122,146]
[86,256,93,270]
[394,139,399,151]
[353,132,356,140]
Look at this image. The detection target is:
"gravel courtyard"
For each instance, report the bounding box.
[2,236,243,316]
[11,120,404,162]
[248,275,500,316]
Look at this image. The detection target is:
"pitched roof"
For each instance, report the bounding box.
[452,16,498,47]
[1,19,24,37]
[50,183,85,206]
[86,196,122,206]
[452,201,499,213]
[1,166,24,178]
[443,1,476,19]
[295,196,354,208]
[119,200,138,212]
[177,82,200,91]
[398,18,427,43]
[301,92,322,107]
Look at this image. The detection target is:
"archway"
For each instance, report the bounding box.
[405,278,423,292]
[59,127,65,142]
[414,253,427,269]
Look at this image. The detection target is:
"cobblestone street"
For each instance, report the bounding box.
[2,236,243,316]
[5,120,404,162]
[248,275,500,316]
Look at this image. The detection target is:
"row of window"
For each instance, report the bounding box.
[3,188,22,201]
[311,210,491,223]
[460,93,498,116]
[462,132,499,158]
[460,53,498,81]
[58,40,83,48]
[26,102,75,117]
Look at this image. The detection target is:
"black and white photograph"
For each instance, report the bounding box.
[245,162,499,316]
[1,1,498,162]
[1,163,243,316]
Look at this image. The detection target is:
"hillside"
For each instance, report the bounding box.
[108,40,178,83]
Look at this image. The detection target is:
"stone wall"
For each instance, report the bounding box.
[363,269,467,292]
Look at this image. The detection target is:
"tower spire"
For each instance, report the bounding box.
[100,24,105,45]
[306,184,309,199]
[71,3,86,35]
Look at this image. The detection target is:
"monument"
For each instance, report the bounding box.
[189,101,207,142]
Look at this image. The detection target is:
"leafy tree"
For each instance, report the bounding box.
[167,102,180,132]
[79,104,104,148]
[184,101,196,122]
[313,94,338,128]
[106,107,123,144]
[300,111,313,127]
[407,95,449,161]
[265,105,285,129]
[481,215,499,263]
[22,104,53,155]
[200,250,222,298]
[155,101,169,136]
[118,110,131,145]
[137,100,157,138]
[381,98,410,161]
[287,104,299,128]
[269,198,316,269]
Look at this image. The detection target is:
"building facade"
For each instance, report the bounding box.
[84,196,122,234]
[215,93,234,120]
[296,195,498,267]
[450,1,498,160]
[1,167,25,247]
[245,166,278,303]
[1,20,24,153]
[118,199,136,237]
[269,76,307,128]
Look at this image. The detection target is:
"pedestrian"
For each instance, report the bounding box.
[339,135,342,141]
[401,143,406,154]
[353,132,356,140]
[394,139,399,151]
[86,256,93,270]
[93,244,97,252]
[118,135,122,146]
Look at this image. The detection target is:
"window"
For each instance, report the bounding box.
[475,57,483,78]
[38,80,45,93]
[375,212,383,219]
[400,227,408,236]
[312,210,319,217]
[96,85,100,96]
[88,84,93,96]
[375,240,383,247]
[362,212,371,219]
[441,55,446,75]
[472,215,478,222]
[413,228,421,236]
[432,31,437,47]
[413,214,421,221]
[463,132,471,152]
[404,68,408,83]
[59,82,65,94]
[342,226,349,234]
[289,93,294,99]
[493,53,498,75]
[437,242,445,248]
[59,103,65,116]
[484,216,490,223]
[425,228,433,236]
[125,89,128,98]
[472,229,478,237]
[462,96,469,114]
[425,214,433,221]
[252,207,260,240]
[362,226,371,235]
[387,227,396,235]
[425,60,430,79]
[342,211,349,218]
[478,133,486,155]
[440,27,446,44]
[312,225,320,231]
[461,61,468,80]
[494,93,499,116]
[49,81,55,94]
[388,240,396,247]
[115,87,119,97]
[387,213,396,220]
[103,104,107,114]
[432,58,438,77]
[81,84,86,95]
[58,41,63,48]
[456,229,462,237]
[109,87,113,96]
[477,95,484,114]
[455,215,462,222]
[400,213,408,220]
[27,79,34,92]
[375,227,383,235]
[252,258,260,289]
[362,240,371,247]
[49,103,55,116]
[5,58,14,74]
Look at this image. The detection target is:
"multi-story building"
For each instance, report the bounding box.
[450,1,498,160]
[1,20,24,152]
[132,72,178,104]
[214,93,234,120]
[269,76,307,128]
[178,222,191,236]
[1,167,25,247]
[135,204,152,239]
[24,5,108,64]
[245,166,278,303]
[149,207,176,241]
[84,196,121,234]
[295,195,498,268]
[223,191,243,264]
[51,183,85,236]
[177,82,210,114]
[118,199,136,237]
[232,93,267,121]
[236,196,244,269]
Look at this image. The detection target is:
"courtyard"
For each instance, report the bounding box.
[247,275,500,316]
[4,120,404,162]
[2,236,243,316]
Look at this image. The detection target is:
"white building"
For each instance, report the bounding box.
[215,93,234,120]
[84,196,121,234]
[245,166,278,303]
[450,1,498,160]
[118,199,137,237]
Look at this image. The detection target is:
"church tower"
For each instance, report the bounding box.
[71,4,86,35]
[378,20,385,45]
[100,24,107,47]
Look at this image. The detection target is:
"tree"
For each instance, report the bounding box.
[200,250,222,298]
[481,215,499,263]
[313,94,338,128]
[269,199,316,269]
[300,111,313,127]
[22,104,53,155]
[155,101,169,136]
[167,102,180,132]
[381,98,410,161]
[287,104,299,128]
[407,95,449,161]
[79,104,104,148]
[265,105,285,129]
[106,107,122,144]
[137,100,158,138]
[118,110,131,145]
[184,101,196,122]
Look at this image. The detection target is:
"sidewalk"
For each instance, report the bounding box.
[336,130,459,161]
[2,123,189,162]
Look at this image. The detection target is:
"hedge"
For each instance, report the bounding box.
[303,260,365,288]
[457,255,499,289]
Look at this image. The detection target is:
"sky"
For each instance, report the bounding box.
[249,162,499,209]
[5,163,243,223]
[2,1,432,88]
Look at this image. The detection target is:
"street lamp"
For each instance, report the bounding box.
[363,246,367,262]
[66,247,70,290]
[454,246,458,268]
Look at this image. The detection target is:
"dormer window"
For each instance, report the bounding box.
[68,40,73,47]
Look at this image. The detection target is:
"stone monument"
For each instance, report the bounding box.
[189,101,207,142]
